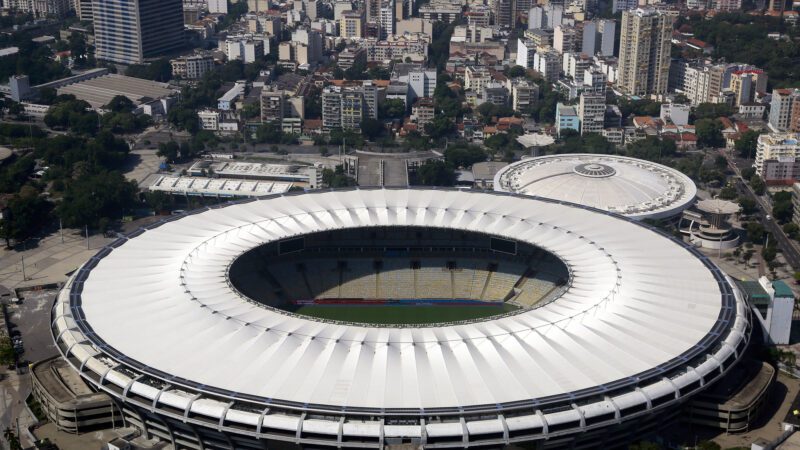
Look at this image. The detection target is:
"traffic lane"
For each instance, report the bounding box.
[7,290,59,365]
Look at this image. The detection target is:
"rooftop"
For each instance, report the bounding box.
[148,175,293,197]
[494,154,698,220]
[56,74,176,110]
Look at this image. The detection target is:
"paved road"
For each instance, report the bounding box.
[724,151,800,270]
[0,291,58,449]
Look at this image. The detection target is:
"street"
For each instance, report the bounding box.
[724,150,800,270]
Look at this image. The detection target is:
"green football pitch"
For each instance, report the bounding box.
[291,303,520,325]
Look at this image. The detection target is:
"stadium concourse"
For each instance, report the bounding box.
[49,188,749,449]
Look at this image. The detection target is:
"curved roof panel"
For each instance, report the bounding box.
[70,189,735,412]
[493,154,697,220]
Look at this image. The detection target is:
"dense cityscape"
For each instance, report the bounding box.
[0,0,800,448]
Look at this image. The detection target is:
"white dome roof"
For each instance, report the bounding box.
[55,189,745,414]
[493,154,697,220]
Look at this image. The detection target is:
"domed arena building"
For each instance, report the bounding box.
[493,154,697,221]
[50,188,749,449]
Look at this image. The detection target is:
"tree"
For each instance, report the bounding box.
[693,103,733,121]
[255,121,283,143]
[379,99,406,120]
[44,99,99,135]
[321,165,356,187]
[444,145,487,168]
[738,196,758,215]
[625,136,676,162]
[167,107,200,134]
[360,118,385,141]
[506,65,525,78]
[735,130,760,159]
[773,190,794,223]
[3,428,21,450]
[144,191,173,213]
[240,102,261,120]
[157,141,179,162]
[0,190,52,244]
[719,184,737,200]
[105,95,135,113]
[415,160,456,186]
[746,221,765,243]
[695,441,721,450]
[125,58,172,82]
[57,171,138,228]
[749,175,766,195]
[695,118,725,148]
[424,116,454,140]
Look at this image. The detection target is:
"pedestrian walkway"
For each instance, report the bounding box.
[0,229,113,290]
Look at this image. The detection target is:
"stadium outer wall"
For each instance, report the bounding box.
[49,188,752,450]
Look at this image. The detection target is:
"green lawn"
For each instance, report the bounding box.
[292,304,520,325]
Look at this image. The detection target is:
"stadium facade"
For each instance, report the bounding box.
[51,188,749,449]
[493,154,697,221]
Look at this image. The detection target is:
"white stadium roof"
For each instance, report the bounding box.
[55,188,747,420]
[493,154,697,220]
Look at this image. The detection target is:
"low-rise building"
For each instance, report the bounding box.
[198,109,221,130]
[511,79,538,114]
[260,89,285,122]
[219,82,247,111]
[171,54,215,80]
[556,102,579,137]
[411,97,435,127]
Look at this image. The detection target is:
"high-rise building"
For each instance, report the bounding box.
[208,0,227,13]
[710,0,741,10]
[533,47,561,82]
[755,133,800,184]
[597,19,615,57]
[379,0,396,39]
[583,68,607,94]
[769,89,800,132]
[612,0,637,13]
[516,38,536,69]
[580,21,597,56]
[579,93,606,135]
[366,0,381,23]
[729,69,767,107]
[553,25,578,54]
[170,54,214,79]
[544,4,563,29]
[408,69,436,101]
[617,8,675,97]
[334,1,353,20]
[321,82,379,133]
[292,28,323,64]
[76,0,93,21]
[493,0,513,27]
[9,0,70,17]
[93,0,184,64]
[339,10,365,38]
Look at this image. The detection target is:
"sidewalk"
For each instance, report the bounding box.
[0,229,113,290]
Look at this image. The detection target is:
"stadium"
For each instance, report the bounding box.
[493,154,697,221]
[51,188,750,449]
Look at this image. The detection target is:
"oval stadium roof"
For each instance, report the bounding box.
[55,188,745,415]
[493,154,697,220]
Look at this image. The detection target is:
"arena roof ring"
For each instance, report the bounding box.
[51,188,749,448]
[493,154,698,220]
